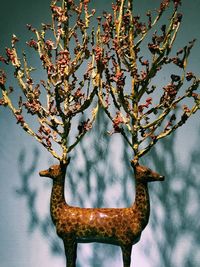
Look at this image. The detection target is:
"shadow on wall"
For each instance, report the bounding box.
[142,131,200,267]
[15,111,200,267]
[16,147,64,255]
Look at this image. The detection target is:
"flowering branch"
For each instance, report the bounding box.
[96,0,200,163]
[0,0,199,165]
[0,0,97,164]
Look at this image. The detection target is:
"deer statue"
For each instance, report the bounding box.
[39,160,164,267]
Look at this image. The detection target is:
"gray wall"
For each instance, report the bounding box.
[0,1,200,266]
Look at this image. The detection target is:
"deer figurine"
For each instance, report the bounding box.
[39,161,164,267]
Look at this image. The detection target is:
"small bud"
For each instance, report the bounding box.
[0,69,6,87]
[11,35,19,47]
[15,114,25,125]
[176,13,183,22]
[26,39,38,50]
[186,72,195,81]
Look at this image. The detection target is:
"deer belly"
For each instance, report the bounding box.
[75,223,141,246]
[56,208,141,245]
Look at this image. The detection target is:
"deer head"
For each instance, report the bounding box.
[39,164,63,179]
[132,162,165,183]
[39,159,70,180]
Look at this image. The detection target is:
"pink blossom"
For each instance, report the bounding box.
[45,40,55,50]
[0,56,8,64]
[113,112,124,132]
[15,114,25,125]
[26,39,38,50]
[6,48,16,64]
[138,97,152,113]
[94,46,103,62]
[112,71,125,87]
[51,5,67,23]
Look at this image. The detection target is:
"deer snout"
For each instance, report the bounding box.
[39,169,50,177]
[158,175,165,181]
[150,172,165,182]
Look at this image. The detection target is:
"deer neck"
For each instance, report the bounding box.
[133,181,150,229]
[50,177,69,223]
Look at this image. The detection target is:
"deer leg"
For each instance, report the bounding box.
[121,245,132,267]
[63,239,77,267]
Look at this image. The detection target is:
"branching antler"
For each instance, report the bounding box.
[95,0,200,163]
[0,0,99,164]
[0,0,199,165]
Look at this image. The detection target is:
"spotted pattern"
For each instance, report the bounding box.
[39,164,164,267]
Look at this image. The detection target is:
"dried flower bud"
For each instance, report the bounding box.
[46,136,52,148]
[11,35,19,46]
[51,5,67,23]
[172,57,183,68]
[112,3,120,12]
[74,88,84,99]
[56,49,70,76]
[160,83,178,107]
[45,40,55,50]
[39,125,51,135]
[139,57,149,68]
[112,71,126,87]
[164,114,176,131]
[94,46,103,62]
[0,56,8,64]
[173,0,182,9]
[78,119,92,134]
[26,24,36,32]
[6,48,17,64]
[148,43,160,54]
[26,39,38,50]
[138,97,152,113]
[112,112,124,132]
[15,114,25,125]
[176,13,183,22]
[0,98,7,106]
[159,0,170,13]
[91,9,96,15]
[186,72,195,81]
[0,69,6,87]
[41,23,52,30]
[96,16,102,22]
[27,77,34,85]
[183,104,190,113]
[192,93,199,100]
[146,11,152,28]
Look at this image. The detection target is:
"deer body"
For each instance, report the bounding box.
[40,163,164,267]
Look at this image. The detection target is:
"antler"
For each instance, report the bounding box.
[96,0,200,162]
[0,0,99,164]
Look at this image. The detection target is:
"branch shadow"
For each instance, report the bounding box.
[140,129,200,267]
[15,147,64,256]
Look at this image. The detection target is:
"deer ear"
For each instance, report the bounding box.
[130,159,139,168]
[60,157,70,170]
